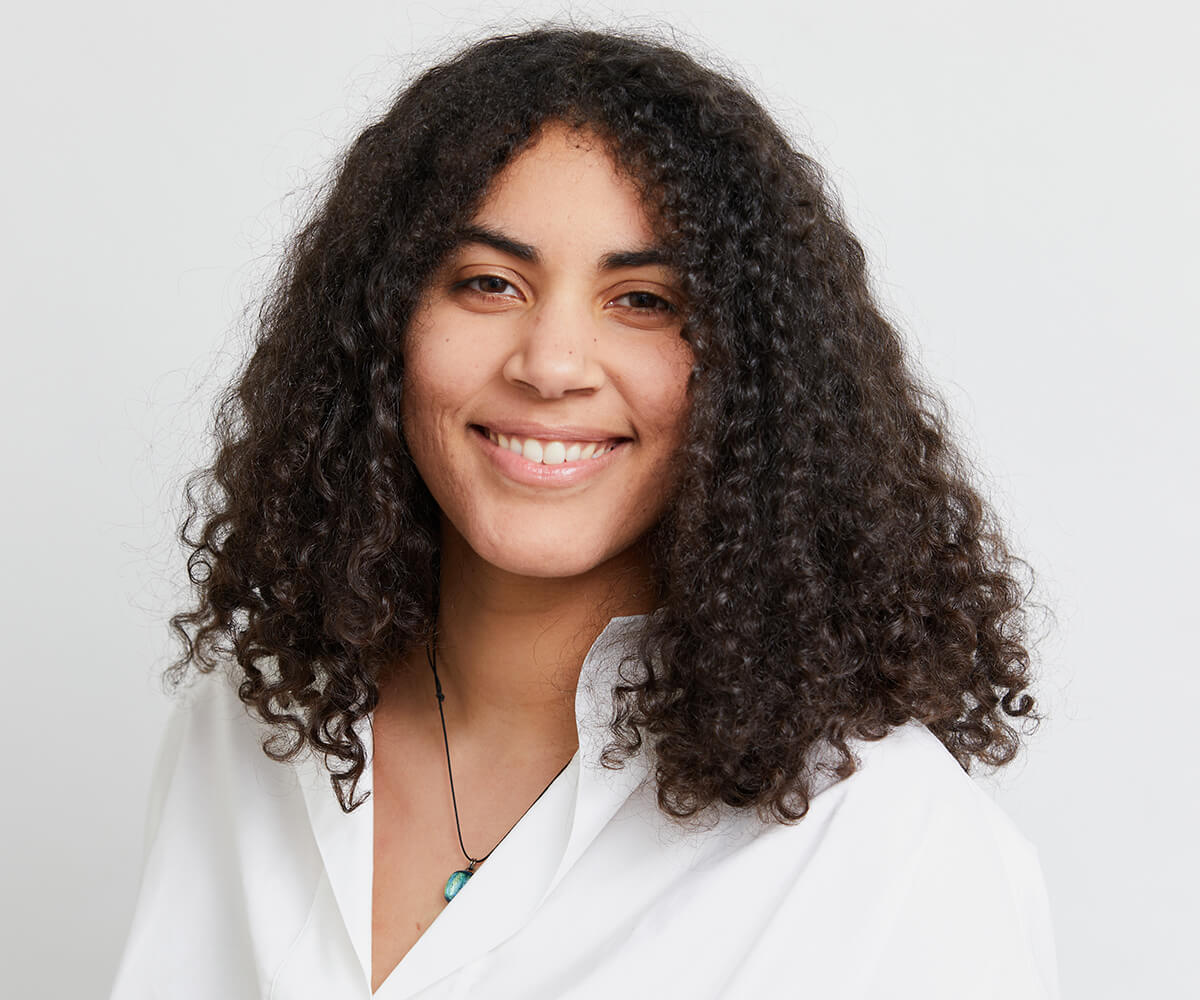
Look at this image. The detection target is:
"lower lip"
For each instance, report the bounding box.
[472,426,628,488]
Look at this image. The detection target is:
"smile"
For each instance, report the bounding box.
[481,428,620,464]
[470,425,630,487]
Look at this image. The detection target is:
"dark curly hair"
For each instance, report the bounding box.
[168,25,1039,821]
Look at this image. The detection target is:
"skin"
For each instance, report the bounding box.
[385,122,695,754]
[369,122,694,989]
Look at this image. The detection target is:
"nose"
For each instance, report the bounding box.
[501,294,606,399]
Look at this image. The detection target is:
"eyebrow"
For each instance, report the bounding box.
[453,224,672,272]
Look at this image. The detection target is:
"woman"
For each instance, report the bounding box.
[113,26,1058,999]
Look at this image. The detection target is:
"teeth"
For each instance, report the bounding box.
[485,429,616,465]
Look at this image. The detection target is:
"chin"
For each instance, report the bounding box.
[467,523,639,581]
[480,543,616,580]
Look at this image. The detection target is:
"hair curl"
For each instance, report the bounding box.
[168,25,1039,821]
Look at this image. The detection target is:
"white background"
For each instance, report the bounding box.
[2,1,1195,995]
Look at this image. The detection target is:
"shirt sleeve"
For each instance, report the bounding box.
[712,727,1061,999]
[849,796,1061,998]
[140,692,194,866]
[110,685,199,999]
[109,673,332,1000]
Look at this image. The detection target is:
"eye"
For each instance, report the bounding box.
[458,275,522,299]
[608,290,676,314]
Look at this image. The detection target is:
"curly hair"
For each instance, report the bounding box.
[168,25,1039,821]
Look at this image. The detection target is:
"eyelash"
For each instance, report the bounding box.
[457,275,676,314]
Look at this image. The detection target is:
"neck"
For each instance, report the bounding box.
[413,519,659,760]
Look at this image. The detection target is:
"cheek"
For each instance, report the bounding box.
[631,334,695,444]
[400,347,461,483]
[399,355,437,453]
[401,321,489,440]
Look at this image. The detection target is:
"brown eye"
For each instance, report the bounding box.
[611,291,675,313]
[461,275,521,298]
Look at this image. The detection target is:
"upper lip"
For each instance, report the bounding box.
[473,421,631,443]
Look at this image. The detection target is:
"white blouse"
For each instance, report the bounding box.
[111,614,1059,998]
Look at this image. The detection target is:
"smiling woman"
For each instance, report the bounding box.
[402,125,694,581]
[111,25,1059,1000]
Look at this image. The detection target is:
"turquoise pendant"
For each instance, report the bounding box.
[444,869,472,901]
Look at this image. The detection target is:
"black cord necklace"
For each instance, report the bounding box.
[426,641,575,903]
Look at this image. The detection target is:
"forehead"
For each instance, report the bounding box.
[467,124,659,250]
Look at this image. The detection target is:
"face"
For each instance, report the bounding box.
[401,123,694,580]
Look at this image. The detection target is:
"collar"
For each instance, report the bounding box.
[296,612,654,998]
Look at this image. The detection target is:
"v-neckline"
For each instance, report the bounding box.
[295,613,655,998]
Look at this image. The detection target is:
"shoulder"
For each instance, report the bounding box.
[607,723,1059,997]
[151,668,299,806]
[111,670,330,998]
[820,723,1059,995]
[134,666,318,860]
[821,722,1049,918]
[836,721,1037,853]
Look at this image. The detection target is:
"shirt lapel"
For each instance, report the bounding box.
[300,613,654,999]
[295,718,376,992]
[540,614,654,901]
[376,750,580,997]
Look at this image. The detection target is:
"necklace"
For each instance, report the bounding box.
[426,641,575,903]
